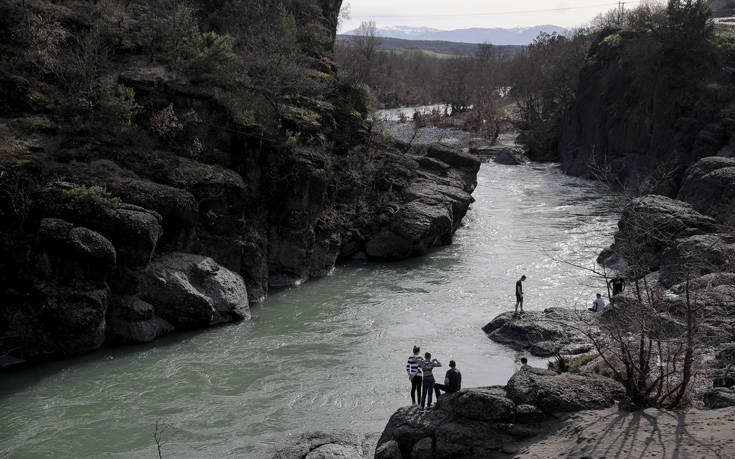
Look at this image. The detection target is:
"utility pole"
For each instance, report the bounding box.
[617,1,626,27]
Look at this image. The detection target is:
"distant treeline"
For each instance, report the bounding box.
[336,35,523,57]
[337,0,728,154]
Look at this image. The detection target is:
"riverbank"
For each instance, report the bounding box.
[0,153,623,458]
[278,369,735,459]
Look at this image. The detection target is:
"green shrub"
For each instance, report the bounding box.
[64,185,120,217]
[186,32,242,84]
[99,84,142,128]
[601,33,623,48]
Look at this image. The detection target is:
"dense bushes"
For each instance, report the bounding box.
[1,0,353,144]
[510,31,592,159]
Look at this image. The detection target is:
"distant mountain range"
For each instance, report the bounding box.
[342,25,568,46]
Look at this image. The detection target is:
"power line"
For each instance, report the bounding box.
[350,1,643,19]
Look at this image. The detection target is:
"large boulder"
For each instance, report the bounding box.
[493,148,527,165]
[0,218,117,360]
[437,387,516,422]
[658,233,735,287]
[365,200,453,260]
[38,218,117,268]
[482,308,596,356]
[112,177,199,229]
[601,195,718,273]
[668,273,735,341]
[678,156,735,225]
[34,286,111,355]
[271,431,372,459]
[113,204,163,268]
[703,387,735,409]
[105,295,174,344]
[140,252,250,329]
[403,181,473,231]
[376,387,541,459]
[418,144,482,194]
[165,160,246,207]
[505,367,624,413]
[35,183,163,269]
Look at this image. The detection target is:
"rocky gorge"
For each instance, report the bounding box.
[0,0,481,367]
[3,1,735,458]
[269,154,735,458]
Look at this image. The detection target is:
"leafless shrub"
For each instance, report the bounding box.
[150,103,184,140]
[153,418,173,459]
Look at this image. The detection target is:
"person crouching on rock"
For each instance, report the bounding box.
[434,360,461,400]
[418,352,442,410]
[590,293,605,312]
[406,345,423,405]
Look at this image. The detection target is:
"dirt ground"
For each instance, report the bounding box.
[518,405,735,459]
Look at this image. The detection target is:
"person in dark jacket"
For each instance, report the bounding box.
[434,360,461,399]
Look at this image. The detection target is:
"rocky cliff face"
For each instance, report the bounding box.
[559,29,735,195]
[0,0,480,366]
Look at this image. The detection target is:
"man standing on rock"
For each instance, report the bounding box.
[406,345,423,405]
[515,275,527,314]
[608,273,626,298]
[434,360,461,399]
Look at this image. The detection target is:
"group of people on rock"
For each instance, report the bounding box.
[402,273,628,409]
[406,345,461,410]
[515,272,628,315]
[589,273,627,312]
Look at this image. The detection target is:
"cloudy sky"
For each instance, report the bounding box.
[340,0,649,31]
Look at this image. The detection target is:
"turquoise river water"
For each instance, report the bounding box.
[1,162,621,458]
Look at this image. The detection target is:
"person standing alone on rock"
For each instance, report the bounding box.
[434,360,461,399]
[418,352,442,410]
[406,345,423,405]
[515,275,527,314]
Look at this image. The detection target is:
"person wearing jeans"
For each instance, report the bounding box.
[417,352,441,410]
[406,345,423,404]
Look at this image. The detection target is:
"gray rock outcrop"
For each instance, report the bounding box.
[141,252,250,329]
[482,308,596,356]
[376,372,623,459]
[493,148,527,165]
[599,195,717,273]
[106,295,174,344]
[704,387,735,409]
[658,233,735,287]
[505,367,624,413]
[272,431,376,459]
[677,156,735,226]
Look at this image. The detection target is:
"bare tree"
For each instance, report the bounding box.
[153,419,173,459]
[352,20,380,64]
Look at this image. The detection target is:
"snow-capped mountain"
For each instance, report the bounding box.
[343,25,568,46]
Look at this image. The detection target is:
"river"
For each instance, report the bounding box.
[0,162,621,458]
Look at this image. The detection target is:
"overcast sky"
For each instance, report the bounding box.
[340,0,650,31]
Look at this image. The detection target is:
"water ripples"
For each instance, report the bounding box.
[0,162,623,458]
